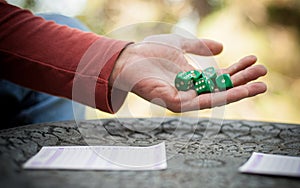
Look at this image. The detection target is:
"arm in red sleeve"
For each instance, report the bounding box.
[0,2,131,113]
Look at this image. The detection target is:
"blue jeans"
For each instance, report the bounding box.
[0,14,89,129]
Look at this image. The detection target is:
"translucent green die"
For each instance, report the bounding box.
[215,73,233,90]
[185,70,202,82]
[175,72,194,91]
[194,77,215,95]
[203,67,217,81]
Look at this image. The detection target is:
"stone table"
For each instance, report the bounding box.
[0,118,299,188]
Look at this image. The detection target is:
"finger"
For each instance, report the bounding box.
[223,55,257,75]
[231,64,267,86]
[224,82,267,104]
[182,38,223,56]
[180,82,267,111]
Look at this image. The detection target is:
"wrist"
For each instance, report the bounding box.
[109,43,136,89]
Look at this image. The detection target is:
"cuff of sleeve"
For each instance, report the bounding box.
[72,37,133,113]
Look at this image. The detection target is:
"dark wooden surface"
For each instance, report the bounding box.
[0,118,299,188]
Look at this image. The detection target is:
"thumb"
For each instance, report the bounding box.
[181,38,223,56]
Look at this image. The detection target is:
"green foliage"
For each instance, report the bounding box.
[23,0,36,9]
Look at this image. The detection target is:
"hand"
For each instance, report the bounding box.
[110,34,267,112]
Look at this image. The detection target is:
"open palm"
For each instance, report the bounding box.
[110,34,267,112]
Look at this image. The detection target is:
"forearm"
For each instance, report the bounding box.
[0,3,130,113]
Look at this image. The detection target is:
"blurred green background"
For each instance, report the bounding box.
[8,0,300,124]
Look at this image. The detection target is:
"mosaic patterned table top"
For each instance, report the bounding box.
[0,118,299,188]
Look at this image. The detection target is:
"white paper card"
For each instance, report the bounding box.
[23,142,167,170]
[239,152,300,177]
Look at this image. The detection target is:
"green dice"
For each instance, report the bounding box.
[203,67,217,81]
[175,72,194,91]
[194,77,215,95]
[186,70,202,82]
[215,74,234,90]
[174,67,233,95]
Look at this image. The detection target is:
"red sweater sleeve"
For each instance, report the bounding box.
[0,2,131,113]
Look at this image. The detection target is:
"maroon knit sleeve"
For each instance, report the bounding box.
[0,2,131,113]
